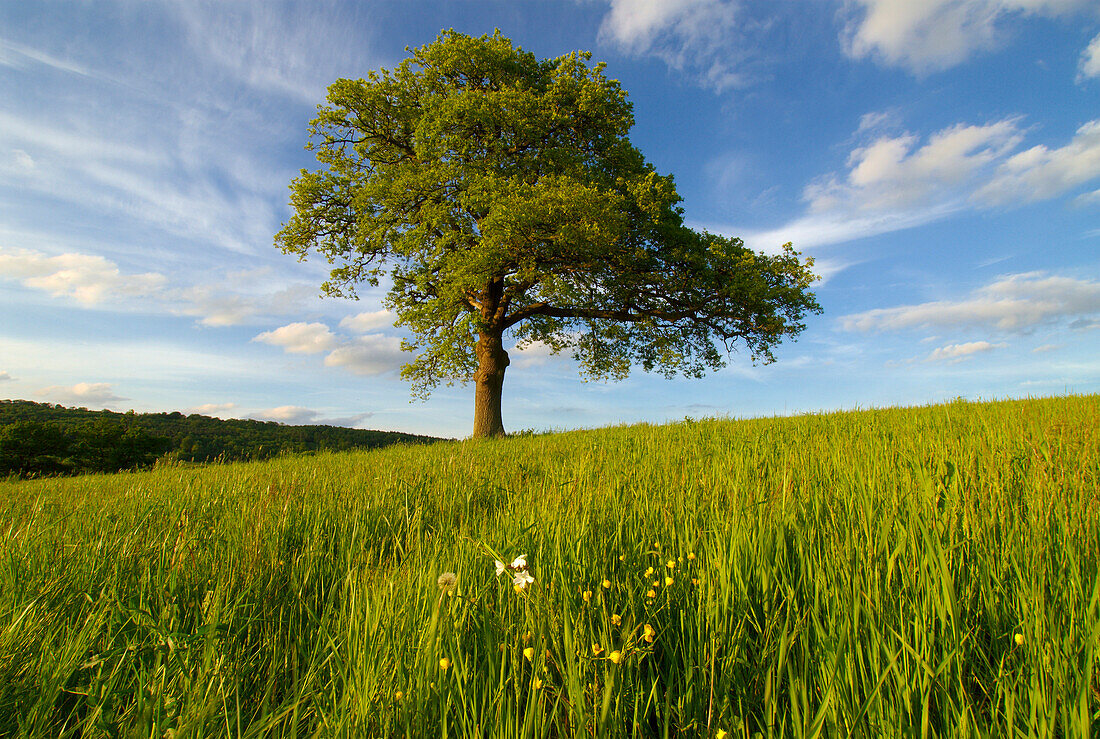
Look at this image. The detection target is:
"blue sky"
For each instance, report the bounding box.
[2,0,1098,438]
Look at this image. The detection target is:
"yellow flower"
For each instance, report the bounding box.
[644,566,655,577]
[717,730,727,739]
[618,554,625,561]
[592,643,603,656]
[602,579,611,589]
[692,578,699,586]
[582,590,592,602]
[687,552,696,560]
[523,647,535,662]
[1014,633,1025,646]
[646,589,656,598]
[609,650,622,664]
[439,657,450,671]
[532,677,543,689]
[665,576,674,587]
[653,580,660,587]
[611,613,621,626]
[395,690,404,701]
[666,560,675,569]
[654,540,660,549]
[643,624,655,643]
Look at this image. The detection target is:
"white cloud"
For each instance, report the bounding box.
[843,0,1093,74]
[598,0,750,91]
[976,120,1100,205]
[253,322,338,354]
[1078,32,1100,81]
[323,334,407,376]
[253,405,321,425]
[842,272,1100,333]
[0,248,167,305]
[805,119,1022,213]
[746,116,1100,251]
[0,371,13,382]
[511,340,561,369]
[1032,343,1063,352]
[925,340,1005,362]
[340,309,394,333]
[36,382,127,408]
[186,402,240,418]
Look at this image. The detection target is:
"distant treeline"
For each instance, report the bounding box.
[0,400,441,478]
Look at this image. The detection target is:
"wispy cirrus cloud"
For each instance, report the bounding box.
[842,0,1095,74]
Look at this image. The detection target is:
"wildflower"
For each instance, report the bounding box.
[532,677,543,689]
[439,657,450,671]
[592,643,603,656]
[495,560,507,576]
[395,691,404,700]
[437,572,458,593]
[523,647,535,662]
[1014,633,1025,646]
[609,650,622,664]
[646,589,656,598]
[611,613,621,626]
[654,540,660,549]
[602,579,611,589]
[691,578,699,586]
[666,560,675,570]
[717,730,727,739]
[582,590,592,602]
[645,566,655,577]
[618,555,625,561]
[513,569,535,589]
[643,624,655,643]
[495,554,528,576]
[665,576,674,587]
[687,552,695,560]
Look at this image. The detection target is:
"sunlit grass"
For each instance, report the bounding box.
[0,395,1097,736]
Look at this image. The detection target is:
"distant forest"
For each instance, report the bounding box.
[0,400,441,478]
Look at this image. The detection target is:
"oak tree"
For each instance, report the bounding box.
[277,30,821,438]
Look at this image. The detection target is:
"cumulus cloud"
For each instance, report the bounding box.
[511,340,562,369]
[746,115,1100,251]
[323,334,407,376]
[925,340,1005,362]
[249,406,374,427]
[253,405,321,425]
[340,309,394,333]
[598,0,750,91]
[36,382,127,407]
[186,402,240,418]
[1081,32,1100,81]
[842,272,1100,333]
[0,248,167,304]
[975,120,1100,205]
[843,0,1093,74]
[0,370,13,382]
[253,322,338,354]
[805,119,1022,213]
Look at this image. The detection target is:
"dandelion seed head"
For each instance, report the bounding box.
[437,572,458,592]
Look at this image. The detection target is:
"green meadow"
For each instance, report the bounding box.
[1,395,1097,737]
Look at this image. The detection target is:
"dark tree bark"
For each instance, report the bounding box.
[472,331,509,438]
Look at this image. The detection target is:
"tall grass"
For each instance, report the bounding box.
[0,395,1096,737]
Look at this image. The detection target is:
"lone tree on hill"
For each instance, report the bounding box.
[277,30,821,438]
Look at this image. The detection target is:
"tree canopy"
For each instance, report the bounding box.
[277,29,821,437]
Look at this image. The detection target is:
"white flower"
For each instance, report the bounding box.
[494,560,507,577]
[511,554,527,569]
[512,569,534,589]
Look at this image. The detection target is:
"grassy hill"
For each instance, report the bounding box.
[0,395,1096,736]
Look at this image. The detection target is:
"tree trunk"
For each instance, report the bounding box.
[472,331,509,438]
